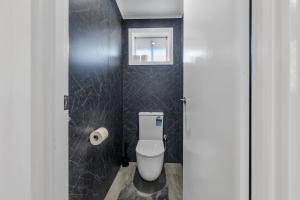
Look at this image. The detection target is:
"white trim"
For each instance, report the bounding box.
[123,15,183,20]
[128,28,174,66]
[53,0,69,199]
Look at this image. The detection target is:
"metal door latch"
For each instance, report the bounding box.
[180,97,187,104]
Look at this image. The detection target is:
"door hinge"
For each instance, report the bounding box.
[64,95,69,110]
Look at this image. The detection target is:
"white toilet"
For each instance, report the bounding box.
[136,112,165,181]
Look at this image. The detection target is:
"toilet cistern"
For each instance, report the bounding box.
[136,112,165,181]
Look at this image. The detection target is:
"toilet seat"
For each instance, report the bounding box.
[136,140,165,157]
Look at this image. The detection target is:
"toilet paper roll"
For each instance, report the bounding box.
[89,127,109,146]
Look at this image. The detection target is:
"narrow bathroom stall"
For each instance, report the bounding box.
[69,0,183,199]
[68,0,249,199]
[4,0,300,199]
[183,0,250,200]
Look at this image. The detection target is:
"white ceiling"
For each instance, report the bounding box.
[116,0,183,19]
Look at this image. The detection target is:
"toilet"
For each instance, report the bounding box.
[136,112,165,181]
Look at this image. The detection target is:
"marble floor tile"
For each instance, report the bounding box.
[104,163,136,200]
[104,162,182,200]
[165,163,183,200]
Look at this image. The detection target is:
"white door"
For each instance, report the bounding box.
[183,0,249,199]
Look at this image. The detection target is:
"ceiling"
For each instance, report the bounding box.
[116,0,183,19]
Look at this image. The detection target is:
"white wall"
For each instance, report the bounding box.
[183,0,249,199]
[252,0,300,200]
[0,1,68,200]
[31,0,54,199]
[0,1,32,200]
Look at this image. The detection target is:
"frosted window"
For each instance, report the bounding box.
[129,28,173,65]
[134,37,168,62]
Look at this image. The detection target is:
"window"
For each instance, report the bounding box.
[129,28,173,65]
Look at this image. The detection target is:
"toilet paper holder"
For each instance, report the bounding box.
[89,127,109,146]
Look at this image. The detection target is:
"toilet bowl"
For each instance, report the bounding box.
[136,112,165,181]
[136,140,165,181]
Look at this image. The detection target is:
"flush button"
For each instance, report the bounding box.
[156,117,162,126]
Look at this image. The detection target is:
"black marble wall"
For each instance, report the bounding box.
[69,0,123,199]
[122,19,183,163]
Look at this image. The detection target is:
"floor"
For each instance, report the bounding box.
[104,163,182,200]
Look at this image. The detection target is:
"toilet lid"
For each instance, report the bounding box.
[136,140,165,157]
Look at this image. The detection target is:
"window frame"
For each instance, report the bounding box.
[128,28,174,66]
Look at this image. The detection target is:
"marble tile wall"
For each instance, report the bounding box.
[69,0,123,199]
[122,19,183,163]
